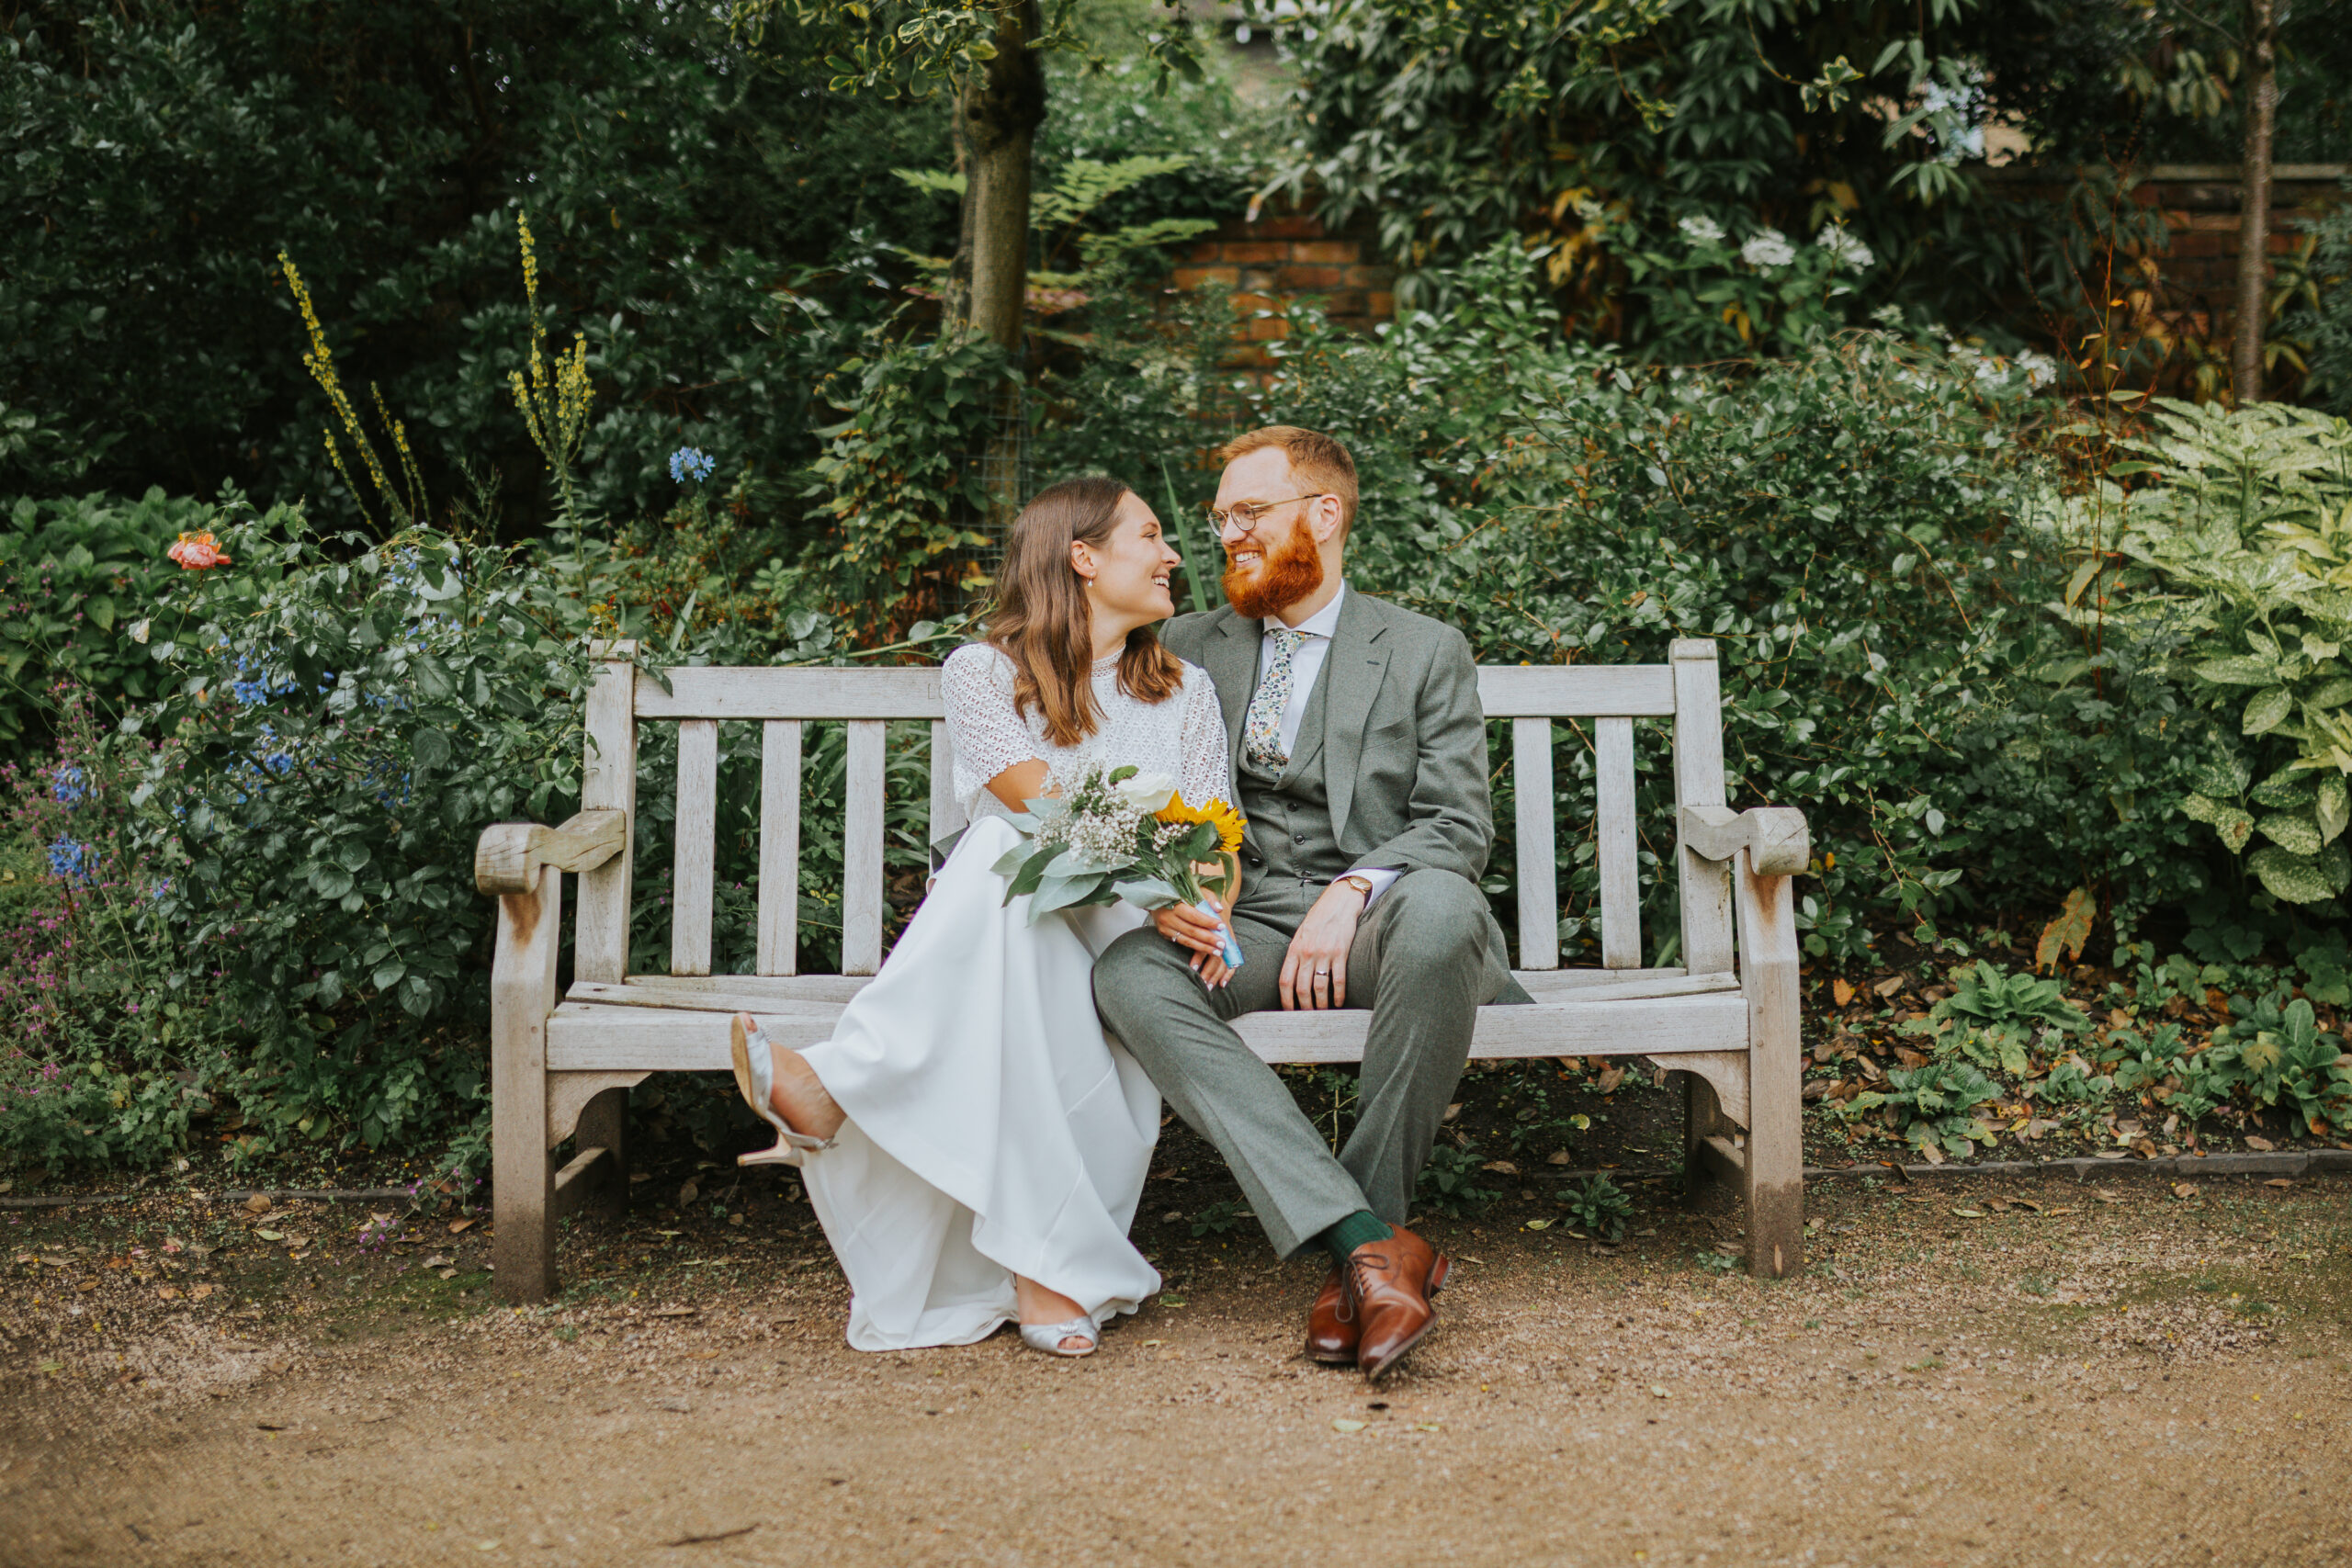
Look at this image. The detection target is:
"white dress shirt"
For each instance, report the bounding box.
[1260,581,1400,908]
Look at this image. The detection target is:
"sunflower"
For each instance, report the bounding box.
[1157,795,1247,854]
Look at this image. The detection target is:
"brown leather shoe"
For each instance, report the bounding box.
[1306,1268,1356,1363]
[1306,1247,1452,1366]
[1342,1227,1451,1382]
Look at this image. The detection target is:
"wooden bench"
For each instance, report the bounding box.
[474,637,1808,1303]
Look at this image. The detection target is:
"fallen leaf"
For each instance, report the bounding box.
[243,1195,271,1214]
[157,1286,182,1301]
[1647,1384,1671,1398]
[2172,1182,2199,1200]
[254,1229,285,1242]
[1331,1418,1367,1433]
[686,1350,722,1361]
[1951,1208,1985,1218]
[2264,1179,2295,1189]
[1480,1160,1520,1176]
[436,1269,458,1280]
[77,1280,96,1292]
[2011,1198,2042,1212]
[1442,1103,1462,1123]
[650,1306,697,1318]
[448,1218,476,1234]
[1523,1219,1551,1232]
[2036,887,2096,974]
[1413,1421,1442,1433]
[189,1283,216,1300]
[1595,1066,1626,1095]
[1872,975,1905,998]
[2245,1135,2276,1152]
[1545,1150,1573,1166]
[421,1255,452,1269]
[1832,977,1856,1006]
[678,1180,700,1205]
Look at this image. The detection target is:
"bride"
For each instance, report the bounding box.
[727,475,1235,1357]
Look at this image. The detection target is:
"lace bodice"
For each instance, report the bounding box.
[940,643,1231,824]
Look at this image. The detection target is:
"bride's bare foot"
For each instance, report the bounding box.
[1014,1275,1093,1353]
[738,1014,846,1141]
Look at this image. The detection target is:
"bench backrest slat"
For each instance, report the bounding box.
[756,720,804,976]
[841,719,889,975]
[582,642,1735,980]
[1510,717,1558,970]
[575,644,639,984]
[670,719,719,976]
[639,666,945,720]
[1594,716,1642,969]
[1669,641,1735,976]
[1478,664,1674,717]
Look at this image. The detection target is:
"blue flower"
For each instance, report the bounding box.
[51,766,86,809]
[669,446,716,484]
[47,835,96,885]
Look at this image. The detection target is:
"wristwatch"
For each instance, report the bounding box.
[1336,874,1375,900]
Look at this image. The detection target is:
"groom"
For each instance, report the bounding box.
[1094,425,1527,1382]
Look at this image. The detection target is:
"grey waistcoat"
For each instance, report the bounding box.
[1234,641,1351,925]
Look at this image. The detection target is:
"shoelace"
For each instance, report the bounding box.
[1335,1250,1396,1325]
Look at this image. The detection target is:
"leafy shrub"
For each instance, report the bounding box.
[1838,1061,2001,1160]
[0,690,224,1171]
[1415,1142,1500,1217]
[129,502,594,1155]
[1560,1174,1634,1242]
[0,490,240,753]
[1908,961,2089,1078]
[2199,993,2352,1137]
[2056,399,2352,908]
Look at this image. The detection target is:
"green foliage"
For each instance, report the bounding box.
[1560,1174,1634,1242]
[2201,993,2352,1138]
[128,502,595,1153]
[2287,194,2352,419]
[1837,1061,2000,1160]
[2057,399,2352,906]
[1909,961,2087,1078]
[0,490,221,753]
[1415,1142,1500,1217]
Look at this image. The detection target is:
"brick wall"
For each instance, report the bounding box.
[2131,164,2348,304]
[1165,199,1396,370]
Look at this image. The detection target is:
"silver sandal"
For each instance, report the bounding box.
[1018,1316,1101,1358]
[730,1014,835,1168]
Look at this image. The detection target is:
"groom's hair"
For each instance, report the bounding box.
[1215,426,1358,539]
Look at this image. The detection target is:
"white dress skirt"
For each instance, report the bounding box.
[792,644,1234,1351]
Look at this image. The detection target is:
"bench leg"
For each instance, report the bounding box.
[1681,1070,1740,1195]
[1734,849,1804,1280]
[572,1086,630,1219]
[492,863,562,1305]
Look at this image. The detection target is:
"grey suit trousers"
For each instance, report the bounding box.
[1092,868,1514,1258]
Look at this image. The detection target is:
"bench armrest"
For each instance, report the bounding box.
[1678,805,1809,876]
[475,809,628,896]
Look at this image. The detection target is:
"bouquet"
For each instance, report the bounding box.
[992,761,1249,969]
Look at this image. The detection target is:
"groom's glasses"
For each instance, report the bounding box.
[1204,492,1329,540]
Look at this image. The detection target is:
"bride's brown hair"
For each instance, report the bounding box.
[986,475,1184,747]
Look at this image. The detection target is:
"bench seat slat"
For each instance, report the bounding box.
[546,991,1749,1072]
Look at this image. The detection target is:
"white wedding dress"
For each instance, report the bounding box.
[794,643,1232,1351]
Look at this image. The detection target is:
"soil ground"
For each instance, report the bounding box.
[5,1143,2347,1568]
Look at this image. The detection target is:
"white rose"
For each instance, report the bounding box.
[1110,771,1177,814]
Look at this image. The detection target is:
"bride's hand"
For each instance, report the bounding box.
[1151,900,1227,961]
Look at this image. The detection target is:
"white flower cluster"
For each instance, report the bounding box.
[1739,228,1795,270]
[1815,223,1874,275]
[1678,215,1726,245]
[2013,348,2059,390]
[1031,761,1174,867]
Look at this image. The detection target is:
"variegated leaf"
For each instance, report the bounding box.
[2318,775,2351,846]
[2249,846,2338,904]
[2193,655,2278,686]
[2243,686,2294,735]
[2215,806,2256,853]
[2257,810,2324,857]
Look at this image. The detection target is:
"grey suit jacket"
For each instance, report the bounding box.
[1159,589,1495,886]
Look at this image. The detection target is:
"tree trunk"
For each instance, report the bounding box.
[2232,0,2279,404]
[951,2,1045,354]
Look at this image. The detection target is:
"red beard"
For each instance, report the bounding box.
[1221,513,1326,620]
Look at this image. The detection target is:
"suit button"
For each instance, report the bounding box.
[1293,833,1306,844]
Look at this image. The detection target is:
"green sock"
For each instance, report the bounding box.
[1317,1210,1393,1268]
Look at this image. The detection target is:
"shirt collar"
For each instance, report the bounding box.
[1265,581,1346,640]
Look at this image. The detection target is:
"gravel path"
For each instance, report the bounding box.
[5,1171,2346,1566]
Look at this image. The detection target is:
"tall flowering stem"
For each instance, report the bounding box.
[277,252,427,534]
[506,210,597,526]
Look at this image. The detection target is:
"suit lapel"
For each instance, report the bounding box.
[1322,591,1391,848]
[1205,608,1258,784]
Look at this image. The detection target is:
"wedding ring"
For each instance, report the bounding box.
[1315,967,1330,976]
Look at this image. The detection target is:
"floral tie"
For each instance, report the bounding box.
[1244,628,1308,769]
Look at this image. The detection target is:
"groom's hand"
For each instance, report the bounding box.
[1281,881,1368,1010]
